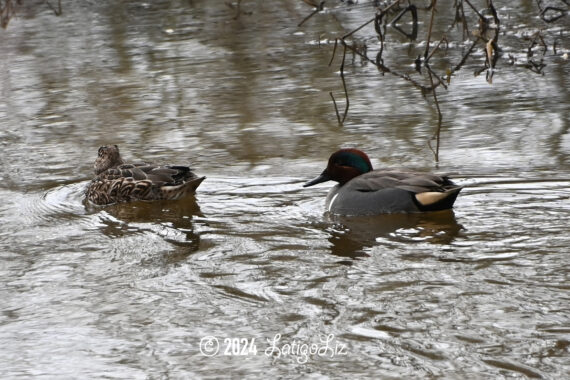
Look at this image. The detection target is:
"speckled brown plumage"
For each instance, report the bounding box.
[86,145,205,205]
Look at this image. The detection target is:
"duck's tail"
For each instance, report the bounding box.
[160,176,206,200]
[414,186,463,212]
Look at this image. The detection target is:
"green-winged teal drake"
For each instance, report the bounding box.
[303,149,462,215]
[86,145,205,205]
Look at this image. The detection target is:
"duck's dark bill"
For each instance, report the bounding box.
[303,171,331,187]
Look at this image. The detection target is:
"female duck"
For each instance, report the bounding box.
[303,149,462,215]
[86,145,205,205]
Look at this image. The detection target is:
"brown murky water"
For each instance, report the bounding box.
[1,1,569,378]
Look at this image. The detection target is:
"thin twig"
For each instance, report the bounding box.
[342,1,405,40]
[299,8,320,27]
[446,38,479,78]
[390,4,418,40]
[375,12,385,63]
[449,0,469,39]
[330,92,342,124]
[427,67,442,162]
[328,38,338,67]
[46,0,62,16]
[485,0,500,83]
[339,43,349,124]
[234,0,241,19]
[423,0,437,59]
[426,36,448,63]
[464,0,486,21]
[382,0,405,14]
[1,0,20,29]
[342,17,375,40]
[340,41,432,91]
[426,64,447,90]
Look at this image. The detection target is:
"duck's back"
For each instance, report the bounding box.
[326,170,462,215]
[86,163,204,205]
[100,163,197,184]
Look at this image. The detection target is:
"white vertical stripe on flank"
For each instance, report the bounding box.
[327,193,339,212]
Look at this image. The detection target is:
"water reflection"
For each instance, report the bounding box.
[327,210,462,260]
[87,193,202,219]
[88,197,203,263]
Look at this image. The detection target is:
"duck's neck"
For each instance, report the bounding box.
[95,155,124,175]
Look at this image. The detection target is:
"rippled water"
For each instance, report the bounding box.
[1,1,569,378]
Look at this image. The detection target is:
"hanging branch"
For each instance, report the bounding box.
[427,67,442,162]
[463,0,487,21]
[390,4,418,40]
[425,63,448,90]
[1,0,21,28]
[343,0,404,40]
[312,0,558,163]
[426,36,448,63]
[450,0,470,40]
[339,43,349,124]
[525,30,547,74]
[330,44,349,125]
[423,0,437,59]
[424,35,449,89]
[342,17,375,40]
[328,38,338,67]
[329,92,342,125]
[536,0,568,23]
[446,37,479,79]
[527,31,548,57]
[298,1,325,27]
[422,1,443,161]
[331,0,433,122]
[233,0,242,19]
[226,0,252,19]
[46,0,62,16]
[374,11,386,68]
[482,0,500,83]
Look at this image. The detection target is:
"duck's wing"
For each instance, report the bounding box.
[146,166,199,185]
[97,163,197,186]
[347,170,459,194]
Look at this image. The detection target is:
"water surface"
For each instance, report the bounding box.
[1,1,569,378]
